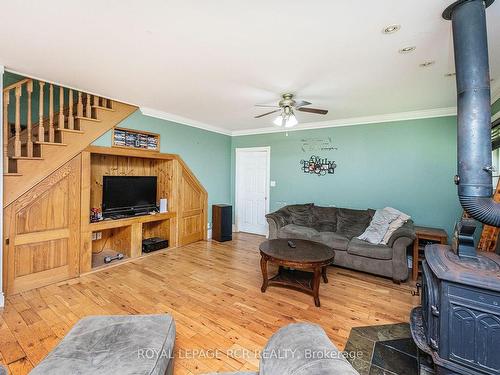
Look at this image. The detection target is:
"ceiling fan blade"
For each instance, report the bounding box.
[297,107,328,115]
[294,100,311,108]
[254,109,281,118]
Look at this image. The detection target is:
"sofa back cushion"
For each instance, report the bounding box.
[286,203,314,226]
[336,208,375,238]
[311,206,337,232]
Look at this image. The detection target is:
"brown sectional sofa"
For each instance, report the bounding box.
[265,204,416,282]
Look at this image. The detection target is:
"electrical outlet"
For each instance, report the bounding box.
[91,232,96,241]
[93,231,102,240]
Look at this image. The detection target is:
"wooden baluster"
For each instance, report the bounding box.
[26,80,33,157]
[68,89,74,130]
[39,81,45,142]
[49,84,54,142]
[58,86,65,129]
[3,91,10,171]
[93,95,98,108]
[85,93,91,118]
[102,98,108,108]
[77,91,83,117]
[14,86,22,158]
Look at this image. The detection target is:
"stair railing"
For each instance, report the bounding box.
[2,77,112,173]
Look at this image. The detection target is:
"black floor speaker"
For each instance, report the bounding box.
[212,204,232,242]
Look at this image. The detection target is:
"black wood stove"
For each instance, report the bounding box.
[410,0,500,374]
[411,245,500,374]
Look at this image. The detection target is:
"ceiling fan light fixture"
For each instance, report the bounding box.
[273,115,284,127]
[284,113,298,128]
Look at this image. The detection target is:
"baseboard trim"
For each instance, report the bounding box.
[0,291,4,308]
[207,229,212,240]
[232,224,238,233]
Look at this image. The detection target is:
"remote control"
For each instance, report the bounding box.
[287,240,296,248]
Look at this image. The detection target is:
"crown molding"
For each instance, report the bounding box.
[231,107,457,136]
[140,107,232,136]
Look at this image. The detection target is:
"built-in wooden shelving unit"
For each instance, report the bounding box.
[3,145,207,295]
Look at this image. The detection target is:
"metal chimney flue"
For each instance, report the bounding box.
[444,0,500,237]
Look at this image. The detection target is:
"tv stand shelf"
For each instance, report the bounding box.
[86,212,177,270]
[89,212,176,230]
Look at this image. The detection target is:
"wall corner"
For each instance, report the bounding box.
[0,64,4,307]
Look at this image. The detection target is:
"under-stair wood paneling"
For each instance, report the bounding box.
[176,158,208,246]
[3,156,81,295]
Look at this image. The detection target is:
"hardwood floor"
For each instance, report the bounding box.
[0,233,419,374]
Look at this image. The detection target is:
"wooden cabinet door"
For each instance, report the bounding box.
[4,156,81,295]
[179,168,206,246]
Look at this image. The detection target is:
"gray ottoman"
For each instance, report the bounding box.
[30,314,175,375]
[203,322,359,375]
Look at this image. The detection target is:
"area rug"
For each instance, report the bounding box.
[344,323,434,375]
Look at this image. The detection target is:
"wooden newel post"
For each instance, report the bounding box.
[14,86,22,158]
[3,91,10,171]
[38,81,45,142]
[26,80,33,157]
[49,84,54,142]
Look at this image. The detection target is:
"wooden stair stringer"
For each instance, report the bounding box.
[4,102,137,207]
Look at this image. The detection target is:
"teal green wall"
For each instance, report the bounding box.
[93,110,232,227]
[231,116,462,236]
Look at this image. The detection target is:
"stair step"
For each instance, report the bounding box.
[58,128,84,134]
[93,105,115,112]
[10,156,44,161]
[35,141,68,146]
[75,116,100,122]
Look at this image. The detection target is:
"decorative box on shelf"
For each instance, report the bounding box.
[112,127,160,152]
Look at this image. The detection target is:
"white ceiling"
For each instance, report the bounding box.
[1,0,499,135]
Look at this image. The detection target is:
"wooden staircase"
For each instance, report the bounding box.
[3,77,137,206]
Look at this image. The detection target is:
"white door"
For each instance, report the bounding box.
[235,147,270,235]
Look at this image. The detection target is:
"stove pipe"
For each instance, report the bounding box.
[444,0,499,227]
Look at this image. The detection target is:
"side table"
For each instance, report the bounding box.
[412,226,448,281]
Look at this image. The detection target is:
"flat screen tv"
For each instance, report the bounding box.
[102,176,157,216]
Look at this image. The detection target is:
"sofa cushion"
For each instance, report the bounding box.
[311,206,337,232]
[30,314,176,375]
[287,203,314,226]
[278,224,319,240]
[311,232,349,251]
[347,238,393,260]
[336,208,374,238]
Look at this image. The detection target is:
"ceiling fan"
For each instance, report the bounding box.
[254,93,328,128]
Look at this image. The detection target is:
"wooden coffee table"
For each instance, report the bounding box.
[259,239,335,307]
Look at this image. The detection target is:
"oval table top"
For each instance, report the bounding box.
[259,239,335,265]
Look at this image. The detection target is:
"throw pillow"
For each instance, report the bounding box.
[381,207,411,244]
[357,208,399,244]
